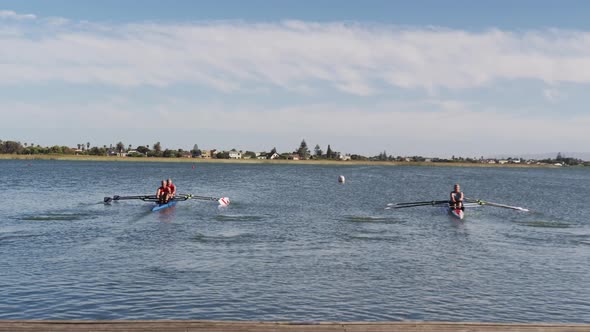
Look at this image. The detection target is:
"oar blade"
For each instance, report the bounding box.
[104,197,112,204]
[466,198,529,212]
[218,197,230,207]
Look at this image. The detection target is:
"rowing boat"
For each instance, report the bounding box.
[387,198,527,220]
[104,193,230,209]
[448,207,464,220]
[151,200,177,212]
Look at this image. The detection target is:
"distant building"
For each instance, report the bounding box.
[180,151,192,158]
[229,150,242,159]
[200,150,211,158]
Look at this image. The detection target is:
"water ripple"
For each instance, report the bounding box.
[1,161,589,322]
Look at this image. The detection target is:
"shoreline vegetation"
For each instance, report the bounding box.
[1,139,586,166]
[0,153,573,167]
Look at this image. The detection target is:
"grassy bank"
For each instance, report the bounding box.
[0,153,561,168]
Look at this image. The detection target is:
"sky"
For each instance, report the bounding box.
[1,0,590,157]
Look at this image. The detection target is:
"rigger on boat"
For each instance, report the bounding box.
[386,184,529,220]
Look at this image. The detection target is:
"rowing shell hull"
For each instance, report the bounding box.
[152,200,177,212]
[449,208,464,220]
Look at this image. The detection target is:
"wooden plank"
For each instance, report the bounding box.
[0,321,588,332]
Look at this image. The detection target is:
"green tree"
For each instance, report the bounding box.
[89,147,101,155]
[191,144,201,157]
[296,139,310,159]
[136,146,149,155]
[0,141,24,154]
[326,145,333,159]
[556,152,563,161]
[163,149,176,158]
[49,145,62,154]
[216,151,230,159]
[314,144,322,158]
[116,142,125,154]
[153,142,162,153]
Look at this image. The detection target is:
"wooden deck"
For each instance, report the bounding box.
[0,321,588,332]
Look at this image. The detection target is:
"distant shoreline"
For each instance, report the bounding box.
[0,153,566,168]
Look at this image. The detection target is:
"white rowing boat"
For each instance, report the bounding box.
[449,207,464,220]
[388,198,528,221]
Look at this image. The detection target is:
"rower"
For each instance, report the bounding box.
[450,183,464,211]
[167,178,176,199]
[157,180,170,204]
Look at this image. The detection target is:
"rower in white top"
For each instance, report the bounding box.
[449,183,465,219]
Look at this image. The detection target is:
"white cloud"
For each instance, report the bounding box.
[543,88,565,102]
[2,19,590,95]
[2,16,590,155]
[0,10,36,20]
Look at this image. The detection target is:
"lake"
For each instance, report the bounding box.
[0,160,588,322]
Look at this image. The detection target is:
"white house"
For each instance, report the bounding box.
[229,150,242,159]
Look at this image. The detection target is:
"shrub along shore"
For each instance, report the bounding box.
[0,153,564,167]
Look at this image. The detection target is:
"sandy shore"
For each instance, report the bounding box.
[0,153,563,168]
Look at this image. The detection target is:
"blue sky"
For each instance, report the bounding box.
[1,1,590,157]
[4,0,590,29]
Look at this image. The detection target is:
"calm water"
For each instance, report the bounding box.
[0,160,589,322]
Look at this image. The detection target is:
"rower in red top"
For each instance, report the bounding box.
[156,180,170,204]
[167,178,176,199]
[449,183,464,211]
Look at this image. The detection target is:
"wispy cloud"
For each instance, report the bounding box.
[543,88,565,102]
[0,10,36,20]
[2,18,590,95]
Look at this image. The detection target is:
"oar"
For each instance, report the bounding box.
[465,198,529,212]
[179,194,230,207]
[387,204,426,210]
[390,200,449,206]
[103,195,156,203]
[387,202,449,210]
